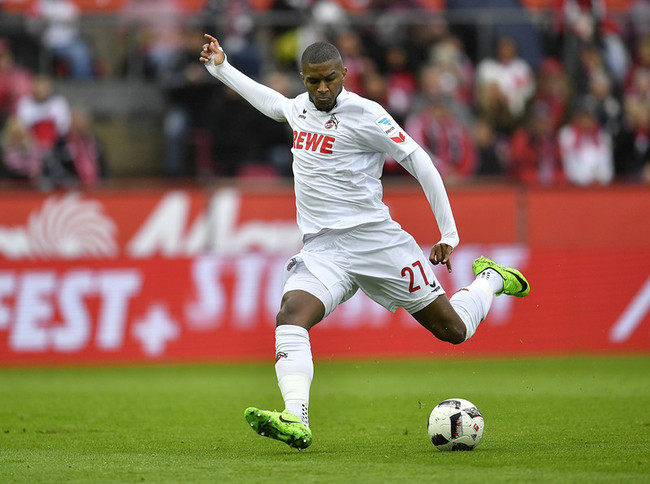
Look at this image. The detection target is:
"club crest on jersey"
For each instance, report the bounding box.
[376,115,406,143]
[325,114,339,129]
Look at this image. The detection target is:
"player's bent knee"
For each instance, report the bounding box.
[276,290,325,330]
[416,316,466,345]
[435,321,466,345]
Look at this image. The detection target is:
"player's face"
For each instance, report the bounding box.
[301,59,347,112]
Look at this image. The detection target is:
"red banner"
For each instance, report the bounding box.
[0,186,648,364]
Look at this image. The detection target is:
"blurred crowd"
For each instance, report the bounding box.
[2,0,650,187]
[0,42,108,189]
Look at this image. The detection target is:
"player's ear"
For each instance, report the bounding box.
[341,67,347,81]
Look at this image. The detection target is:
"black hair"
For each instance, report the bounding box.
[301,42,342,66]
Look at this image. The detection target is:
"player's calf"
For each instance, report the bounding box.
[411,296,467,344]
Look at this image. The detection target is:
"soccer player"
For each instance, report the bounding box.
[200,34,530,450]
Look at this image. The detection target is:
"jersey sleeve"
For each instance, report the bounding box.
[204,55,289,122]
[355,104,419,162]
[399,146,460,249]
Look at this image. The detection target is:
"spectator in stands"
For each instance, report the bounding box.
[531,57,571,133]
[383,45,418,124]
[335,29,367,96]
[267,0,304,71]
[15,74,76,188]
[573,43,613,98]
[557,0,605,80]
[0,39,33,131]
[558,97,614,186]
[474,117,506,177]
[599,18,630,88]
[416,63,472,127]
[238,70,294,178]
[62,108,108,186]
[209,85,267,176]
[560,2,629,86]
[221,7,263,80]
[405,16,450,69]
[587,71,622,136]
[429,35,475,108]
[0,116,42,181]
[625,34,650,106]
[16,74,71,153]
[406,94,477,182]
[509,102,564,186]
[475,35,535,134]
[158,28,217,177]
[627,0,650,46]
[118,0,186,79]
[615,99,650,182]
[361,64,388,107]
[27,0,94,79]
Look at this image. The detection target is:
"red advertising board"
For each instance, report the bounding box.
[0,185,649,365]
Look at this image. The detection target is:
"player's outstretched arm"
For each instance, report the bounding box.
[199,33,287,122]
[399,147,459,273]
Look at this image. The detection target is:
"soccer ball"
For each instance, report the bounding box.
[427,398,484,451]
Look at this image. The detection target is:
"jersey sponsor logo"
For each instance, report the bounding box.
[293,130,335,154]
[391,132,406,143]
[375,115,406,143]
[324,114,339,129]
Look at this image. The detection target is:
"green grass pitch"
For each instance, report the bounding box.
[1,356,649,483]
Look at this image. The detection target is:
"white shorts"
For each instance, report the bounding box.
[282,219,445,318]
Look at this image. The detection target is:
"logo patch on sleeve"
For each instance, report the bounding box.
[375,115,406,143]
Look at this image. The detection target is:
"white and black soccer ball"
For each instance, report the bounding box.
[427,398,484,451]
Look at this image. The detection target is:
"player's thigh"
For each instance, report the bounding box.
[351,223,443,313]
[280,258,356,329]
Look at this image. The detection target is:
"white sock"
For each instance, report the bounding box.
[274,325,313,428]
[450,277,495,341]
[476,268,504,293]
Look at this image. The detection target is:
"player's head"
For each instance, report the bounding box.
[300,42,347,112]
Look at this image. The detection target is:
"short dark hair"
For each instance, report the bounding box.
[301,42,342,66]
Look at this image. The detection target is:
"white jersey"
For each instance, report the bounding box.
[281,89,418,235]
[205,57,459,247]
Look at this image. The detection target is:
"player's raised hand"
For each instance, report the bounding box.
[200,34,225,66]
[430,243,453,273]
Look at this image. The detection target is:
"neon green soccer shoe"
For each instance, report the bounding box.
[472,256,530,297]
[244,407,312,450]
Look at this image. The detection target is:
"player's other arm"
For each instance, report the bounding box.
[399,147,460,273]
[200,34,287,122]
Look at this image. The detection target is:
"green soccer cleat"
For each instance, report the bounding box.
[472,256,530,297]
[244,407,312,450]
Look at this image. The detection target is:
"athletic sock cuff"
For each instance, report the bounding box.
[275,325,309,339]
